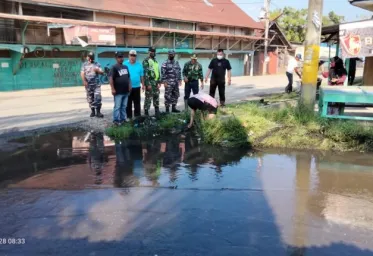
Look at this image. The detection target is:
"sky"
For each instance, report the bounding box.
[234,0,372,22]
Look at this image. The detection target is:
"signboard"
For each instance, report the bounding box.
[63,26,116,46]
[340,20,373,58]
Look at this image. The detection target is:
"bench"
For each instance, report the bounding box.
[318,86,373,120]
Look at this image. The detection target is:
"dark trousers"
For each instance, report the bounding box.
[285,72,293,93]
[126,87,141,119]
[348,69,356,85]
[184,80,199,100]
[209,79,225,103]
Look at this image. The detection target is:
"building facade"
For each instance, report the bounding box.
[0,0,264,91]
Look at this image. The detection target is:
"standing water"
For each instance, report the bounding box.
[1,130,373,255]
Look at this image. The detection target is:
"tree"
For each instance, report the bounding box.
[328,11,344,24]
[270,8,345,43]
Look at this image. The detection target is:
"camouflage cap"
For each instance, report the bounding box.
[168,49,176,55]
[190,54,197,60]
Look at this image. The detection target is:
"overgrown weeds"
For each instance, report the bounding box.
[223,100,373,151]
[106,94,373,151]
[106,112,189,140]
[199,115,249,148]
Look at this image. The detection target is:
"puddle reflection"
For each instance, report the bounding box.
[1,131,373,253]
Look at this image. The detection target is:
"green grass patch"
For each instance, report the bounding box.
[105,93,373,151]
[223,100,373,151]
[199,116,249,148]
[106,112,189,140]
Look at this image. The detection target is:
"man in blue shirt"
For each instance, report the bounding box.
[125,50,144,119]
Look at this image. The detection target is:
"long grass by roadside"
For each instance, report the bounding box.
[106,93,373,151]
[222,101,373,151]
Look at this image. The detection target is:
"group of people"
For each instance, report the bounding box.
[285,52,362,94]
[81,48,232,127]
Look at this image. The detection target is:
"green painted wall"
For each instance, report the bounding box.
[0,52,244,92]
[0,57,83,91]
[0,58,13,92]
[15,58,82,91]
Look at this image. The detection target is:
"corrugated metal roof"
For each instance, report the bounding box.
[21,0,263,29]
[0,12,262,40]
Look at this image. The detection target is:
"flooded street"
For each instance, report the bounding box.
[1,131,373,255]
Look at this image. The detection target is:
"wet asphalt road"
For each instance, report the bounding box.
[1,132,373,255]
[1,187,373,256]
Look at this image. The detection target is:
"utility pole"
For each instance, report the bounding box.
[262,0,270,75]
[300,0,323,108]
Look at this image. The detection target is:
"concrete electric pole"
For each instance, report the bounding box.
[300,0,323,108]
[262,0,270,75]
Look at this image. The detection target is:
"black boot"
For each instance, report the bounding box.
[155,107,160,117]
[172,104,180,113]
[145,109,149,116]
[166,107,170,113]
[96,107,104,118]
[90,108,95,118]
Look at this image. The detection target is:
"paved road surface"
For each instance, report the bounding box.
[0,75,290,134]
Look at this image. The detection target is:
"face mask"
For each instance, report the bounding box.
[169,56,175,61]
[150,52,155,58]
[217,55,223,60]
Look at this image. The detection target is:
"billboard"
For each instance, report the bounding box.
[63,26,116,46]
[340,20,373,58]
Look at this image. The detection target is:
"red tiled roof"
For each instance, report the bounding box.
[0,12,263,40]
[24,0,263,29]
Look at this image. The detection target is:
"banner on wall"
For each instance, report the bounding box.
[339,20,373,58]
[63,26,116,46]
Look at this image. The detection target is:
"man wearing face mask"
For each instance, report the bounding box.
[161,50,182,113]
[204,49,232,107]
[143,47,161,116]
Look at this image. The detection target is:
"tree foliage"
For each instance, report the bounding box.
[270,8,345,43]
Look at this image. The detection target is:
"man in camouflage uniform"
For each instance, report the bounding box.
[88,132,105,185]
[80,52,104,118]
[161,50,182,113]
[143,47,161,116]
[183,54,204,111]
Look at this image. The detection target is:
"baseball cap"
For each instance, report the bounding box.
[115,51,124,57]
[168,49,176,55]
[191,54,197,60]
[295,54,302,60]
[148,47,156,52]
[129,49,137,56]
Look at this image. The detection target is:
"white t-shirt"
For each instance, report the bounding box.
[287,57,298,74]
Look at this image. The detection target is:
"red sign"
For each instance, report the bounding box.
[63,26,116,46]
[341,34,361,56]
[340,21,373,58]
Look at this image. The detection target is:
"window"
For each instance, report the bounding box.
[198,24,212,32]
[243,28,254,36]
[170,21,193,31]
[153,19,169,28]
[234,28,243,35]
[219,27,228,33]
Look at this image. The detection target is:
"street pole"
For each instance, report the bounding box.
[262,0,270,75]
[300,0,323,108]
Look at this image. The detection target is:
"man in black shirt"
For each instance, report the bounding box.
[204,49,232,107]
[109,52,132,125]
